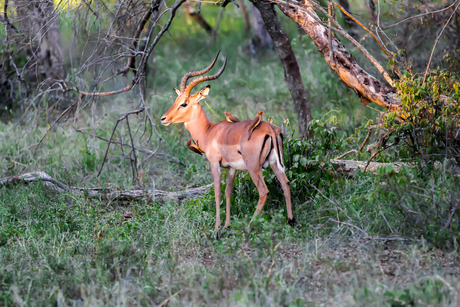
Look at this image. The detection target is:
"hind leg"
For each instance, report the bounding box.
[270,162,294,225]
[246,164,269,224]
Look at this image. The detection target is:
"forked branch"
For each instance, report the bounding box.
[274,0,401,111]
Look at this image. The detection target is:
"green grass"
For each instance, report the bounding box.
[1,182,460,305]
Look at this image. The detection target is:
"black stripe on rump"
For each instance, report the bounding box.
[259,135,271,163]
[277,133,285,168]
[268,125,285,168]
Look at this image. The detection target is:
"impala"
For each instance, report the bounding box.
[161,52,294,230]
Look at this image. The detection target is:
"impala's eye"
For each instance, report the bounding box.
[181,102,188,108]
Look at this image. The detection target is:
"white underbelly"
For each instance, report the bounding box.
[222,159,247,170]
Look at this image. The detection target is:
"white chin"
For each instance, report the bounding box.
[162,122,171,126]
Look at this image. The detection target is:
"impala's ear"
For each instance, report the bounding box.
[194,85,211,104]
[174,88,181,96]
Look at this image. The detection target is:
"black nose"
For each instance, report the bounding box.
[161,117,166,121]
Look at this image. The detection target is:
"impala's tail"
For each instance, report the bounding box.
[258,123,285,173]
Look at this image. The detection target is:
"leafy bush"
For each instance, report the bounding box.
[383,63,460,166]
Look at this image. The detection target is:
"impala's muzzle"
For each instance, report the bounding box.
[160,116,170,126]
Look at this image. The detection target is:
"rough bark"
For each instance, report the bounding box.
[277,0,401,111]
[0,171,212,202]
[251,0,313,137]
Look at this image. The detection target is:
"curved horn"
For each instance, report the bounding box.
[184,54,227,97]
[180,51,221,93]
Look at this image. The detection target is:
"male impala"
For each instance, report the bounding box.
[161,52,294,230]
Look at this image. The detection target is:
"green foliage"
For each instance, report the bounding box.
[384,62,460,165]
[80,142,97,172]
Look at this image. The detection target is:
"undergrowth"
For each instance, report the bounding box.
[1,180,459,306]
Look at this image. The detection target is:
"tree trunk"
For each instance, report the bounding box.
[277,0,401,111]
[15,0,65,82]
[250,3,274,48]
[251,0,312,138]
[239,0,252,33]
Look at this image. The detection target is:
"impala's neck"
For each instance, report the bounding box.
[184,104,213,150]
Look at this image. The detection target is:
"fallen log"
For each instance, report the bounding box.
[330,159,408,175]
[0,171,212,202]
[331,159,459,176]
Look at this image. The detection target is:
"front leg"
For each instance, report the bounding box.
[210,162,222,231]
[224,168,236,228]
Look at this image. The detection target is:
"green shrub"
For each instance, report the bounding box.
[384,62,460,166]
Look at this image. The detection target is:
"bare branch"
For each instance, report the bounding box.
[274,0,401,111]
[423,0,460,83]
[97,107,145,177]
[332,2,395,65]
[34,95,83,155]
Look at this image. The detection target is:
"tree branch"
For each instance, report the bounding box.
[275,0,401,111]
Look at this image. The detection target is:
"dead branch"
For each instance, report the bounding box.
[0,171,212,201]
[358,125,376,153]
[332,2,395,65]
[311,0,395,87]
[331,158,409,175]
[335,150,357,160]
[364,140,399,172]
[98,107,145,177]
[184,1,216,36]
[275,0,401,111]
[34,95,83,154]
[423,0,460,83]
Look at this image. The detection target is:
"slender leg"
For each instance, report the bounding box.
[270,162,295,225]
[224,168,236,228]
[247,165,269,224]
[211,162,222,231]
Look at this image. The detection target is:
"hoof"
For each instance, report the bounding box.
[288,217,296,227]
